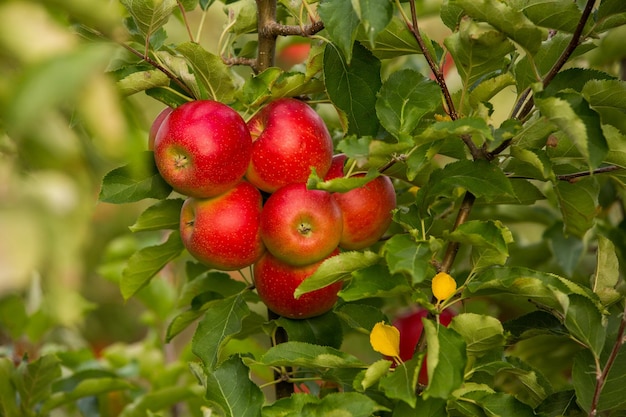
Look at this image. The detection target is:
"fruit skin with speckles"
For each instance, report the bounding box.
[332,174,396,250]
[246,98,334,193]
[260,183,342,266]
[148,106,173,150]
[180,181,265,271]
[153,100,252,198]
[254,249,341,319]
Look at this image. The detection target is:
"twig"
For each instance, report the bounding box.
[513,0,596,121]
[589,303,626,417]
[176,0,196,43]
[264,20,325,37]
[268,309,294,399]
[440,192,476,273]
[557,165,622,183]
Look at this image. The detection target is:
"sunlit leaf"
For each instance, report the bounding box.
[294,251,380,298]
[450,0,543,54]
[176,41,235,102]
[129,198,184,232]
[591,236,621,306]
[120,231,184,300]
[422,320,466,399]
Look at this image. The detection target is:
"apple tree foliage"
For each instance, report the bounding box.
[2,0,626,416]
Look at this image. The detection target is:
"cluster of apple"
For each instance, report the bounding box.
[150,98,396,319]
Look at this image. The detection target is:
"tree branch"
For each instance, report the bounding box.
[255,0,278,73]
[513,0,596,121]
[557,165,623,183]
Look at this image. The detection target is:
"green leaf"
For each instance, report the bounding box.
[356,359,393,391]
[119,386,199,417]
[379,356,421,407]
[447,220,510,256]
[591,236,621,306]
[595,0,626,32]
[382,235,435,284]
[335,303,387,333]
[318,0,359,63]
[444,20,516,89]
[564,294,607,358]
[448,313,506,358]
[256,341,364,369]
[420,160,515,207]
[276,312,344,349]
[120,0,176,39]
[42,375,134,415]
[176,41,235,102]
[191,293,250,371]
[467,266,603,313]
[376,70,441,142]
[0,358,19,417]
[553,177,599,238]
[306,168,379,193]
[510,0,593,33]
[358,16,421,59]
[536,93,608,170]
[450,0,543,54]
[339,264,412,302]
[417,117,494,145]
[324,42,382,137]
[422,320,467,399]
[117,69,170,96]
[120,231,184,300]
[582,79,626,134]
[15,355,62,412]
[99,151,172,203]
[129,198,184,232]
[293,251,380,298]
[355,0,393,48]
[0,295,29,339]
[300,392,381,416]
[205,356,264,417]
[457,390,537,417]
[573,346,626,413]
[392,396,448,417]
[544,222,584,276]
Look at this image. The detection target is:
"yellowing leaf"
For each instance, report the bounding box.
[369,322,400,359]
[432,272,457,302]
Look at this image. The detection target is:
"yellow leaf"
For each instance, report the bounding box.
[369,322,400,358]
[432,271,457,302]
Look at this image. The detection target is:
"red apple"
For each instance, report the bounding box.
[246,98,333,193]
[153,100,252,198]
[260,183,342,266]
[276,41,311,69]
[324,153,347,180]
[254,249,341,319]
[148,106,173,150]
[392,308,456,384]
[180,181,265,271]
[333,174,396,250]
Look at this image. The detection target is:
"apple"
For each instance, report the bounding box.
[332,174,396,250]
[246,98,333,193]
[260,183,342,266]
[180,181,265,271]
[153,100,252,198]
[324,153,347,180]
[392,308,455,384]
[276,41,311,69]
[148,106,173,150]
[254,249,341,319]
